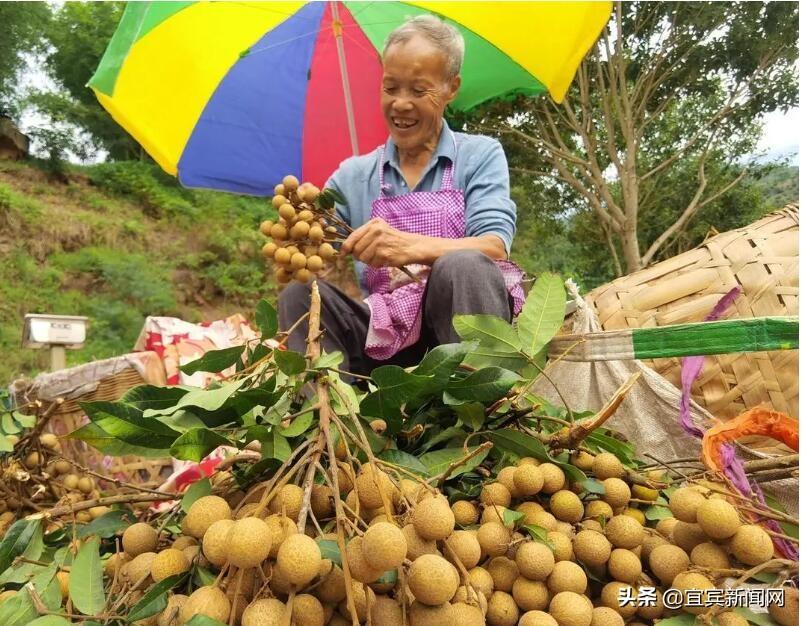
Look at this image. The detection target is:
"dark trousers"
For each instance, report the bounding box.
[277,250,513,376]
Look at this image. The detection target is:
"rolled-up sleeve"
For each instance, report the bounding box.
[462,139,517,255]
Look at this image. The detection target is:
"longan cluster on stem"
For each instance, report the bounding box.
[259,175,341,285]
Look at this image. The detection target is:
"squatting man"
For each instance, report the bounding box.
[279,15,525,375]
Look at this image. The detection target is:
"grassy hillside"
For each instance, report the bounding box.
[0,159,276,384]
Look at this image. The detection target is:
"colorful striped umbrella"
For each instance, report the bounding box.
[90,2,611,195]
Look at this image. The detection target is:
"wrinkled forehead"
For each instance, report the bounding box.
[382,34,450,82]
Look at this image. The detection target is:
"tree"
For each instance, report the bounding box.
[0,2,50,115]
[464,2,798,275]
[30,1,140,160]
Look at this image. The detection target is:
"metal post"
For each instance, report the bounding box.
[330,1,360,156]
[50,345,66,372]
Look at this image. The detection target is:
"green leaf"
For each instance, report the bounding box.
[185,617,228,626]
[360,366,433,428]
[277,411,315,438]
[329,377,360,417]
[249,342,271,366]
[645,503,673,521]
[0,520,40,572]
[193,567,217,587]
[69,422,169,458]
[453,402,486,431]
[182,478,212,513]
[69,536,105,615]
[580,479,606,495]
[376,569,398,584]
[0,589,37,625]
[172,380,248,414]
[488,429,586,483]
[517,273,566,357]
[419,446,490,480]
[317,539,342,566]
[170,428,231,462]
[502,508,525,527]
[80,401,180,449]
[312,351,344,370]
[584,431,636,464]
[733,608,776,626]
[464,346,528,372]
[326,187,347,205]
[121,385,189,411]
[28,617,74,626]
[13,411,35,428]
[414,342,476,384]
[418,426,466,453]
[76,509,136,539]
[1,412,22,434]
[262,430,291,462]
[523,524,556,550]
[180,345,245,375]
[444,367,519,404]
[655,616,697,626]
[255,299,278,338]
[128,573,187,622]
[453,314,522,352]
[0,435,13,452]
[274,350,306,376]
[378,449,428,476]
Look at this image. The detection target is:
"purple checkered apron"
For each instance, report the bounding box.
[364,143,525,360]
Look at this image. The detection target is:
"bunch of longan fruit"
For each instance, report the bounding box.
[259,175,341,285]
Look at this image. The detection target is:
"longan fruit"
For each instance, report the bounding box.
[298,210,315,222]
[272,194,287,209]
[261,242,278,258]
[592,453,624,480]
[319,243,336,260]
[309,225,324,243]
[282,175,299,192]
[259,220,274,236]
[273,247,291,265]
[481,483,512,508]
[270,223,288,241]
[290,252,307,270]
[291,221,311,239]
[275,268,292,284]
[306,255,324,272]
[278,203,296,221]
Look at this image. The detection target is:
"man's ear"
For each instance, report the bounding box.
[444,74,461,104]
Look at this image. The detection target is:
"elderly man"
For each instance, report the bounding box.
[279,15,524,376]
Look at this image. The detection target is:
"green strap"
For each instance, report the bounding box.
[549,317,799,362]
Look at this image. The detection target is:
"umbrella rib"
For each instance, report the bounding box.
[246,29,323,56]
[340,27,382,60]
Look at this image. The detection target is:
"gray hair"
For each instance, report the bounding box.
[384,15,465,80]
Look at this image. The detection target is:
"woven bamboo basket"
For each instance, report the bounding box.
[586,204,799,421]
[20,356,173,488]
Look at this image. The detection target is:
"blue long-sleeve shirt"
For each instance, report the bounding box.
[324,120,517,292]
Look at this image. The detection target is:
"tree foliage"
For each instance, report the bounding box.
[0,2,50,114]
[457,1,799,276]
[30,2,140,160]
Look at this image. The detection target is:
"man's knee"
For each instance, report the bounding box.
[277,281,312,328]
[430,250,499,286]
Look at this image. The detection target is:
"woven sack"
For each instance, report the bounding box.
[586,204,799,421]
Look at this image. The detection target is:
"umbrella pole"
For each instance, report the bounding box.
[330,1,360,156]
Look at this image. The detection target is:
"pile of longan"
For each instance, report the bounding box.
[259,175,340,284]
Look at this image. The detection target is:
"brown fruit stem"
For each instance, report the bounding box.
[549,371,641,450]
[27,492,178,521]
[435,441,493,489]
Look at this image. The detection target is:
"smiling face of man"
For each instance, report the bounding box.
[381,34,461,154]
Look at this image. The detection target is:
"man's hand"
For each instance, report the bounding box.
[341,218,420,267]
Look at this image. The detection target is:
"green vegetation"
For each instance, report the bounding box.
[1,157,796,385]
[0,159,275,385]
